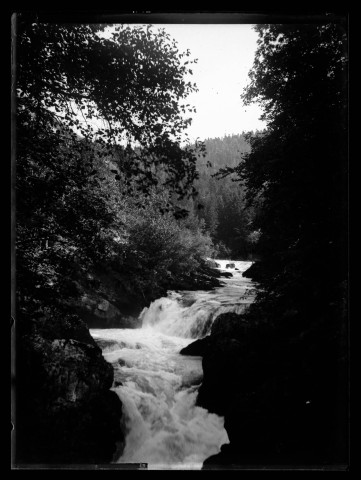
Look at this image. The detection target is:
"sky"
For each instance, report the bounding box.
[97,23,266,144]
[152,24,266,142]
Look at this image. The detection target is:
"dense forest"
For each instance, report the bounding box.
[12,15,349,469]
[192,134,260,259]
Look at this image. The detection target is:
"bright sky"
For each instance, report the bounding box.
[153,24,266,142]
[98,23,266,144]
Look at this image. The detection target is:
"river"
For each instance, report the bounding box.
[90,260,256,469]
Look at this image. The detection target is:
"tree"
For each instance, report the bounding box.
[209,20,349,465]
[231,22,348,310]
[15,19,206,315]
[192,134,256,258]
[14,17,212,464]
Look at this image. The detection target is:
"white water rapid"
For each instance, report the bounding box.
[90,260,255,470]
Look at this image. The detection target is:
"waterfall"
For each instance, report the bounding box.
[140,259,254,338]
[140,291,248,338]
[90,260,255,469]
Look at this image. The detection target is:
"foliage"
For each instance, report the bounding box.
[17,20,205,198]
[221,23,348,310]
[118,191,213,294]
[191,134,259,258]
[14,19,217,464]
[15,19,209,318]
[200,21,349,466]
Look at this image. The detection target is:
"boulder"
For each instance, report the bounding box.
[74,265,153,329]
[196,336,245,414]
[241,261,267,281]
[169,272,222,291]
[97,299,110,312]
[210,312,249,338]
[198,304,350,467]
[35,312,97,346]
[15,318,124,464]
[179,295,197,308]
[94,338,123,351]
[179,337,211,356]
[28,336,114,404]
[77,294,142,329]
[205,259,221,269]
[225,263,236,269]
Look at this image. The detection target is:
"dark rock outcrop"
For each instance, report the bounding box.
[73,267,145,329]
[180,337,211,356]
[14,257,231,464]
[74,260,228,329]
[76,292,142,329]
[180,312,250,357]
[210,312,250,338]
[196,336,246,415]
[15,311,124,465]
[195,306,348,468]
[180,298,348,469]
[242,261,268,282]
[166,264,224,291]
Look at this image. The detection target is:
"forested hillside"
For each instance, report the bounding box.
[186,134,261,259]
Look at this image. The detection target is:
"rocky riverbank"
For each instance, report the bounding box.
[74,259,230,329]
[14,259,228,465]
[181,293,348,467]
[14,308,124,465]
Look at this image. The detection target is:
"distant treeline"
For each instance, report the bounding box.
[184,133,262,259]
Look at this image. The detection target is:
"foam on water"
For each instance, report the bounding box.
[90,260,255,469]
[140,259,255,338]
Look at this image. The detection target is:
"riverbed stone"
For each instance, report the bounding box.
[205,259,221,269]
[97,299,110,311]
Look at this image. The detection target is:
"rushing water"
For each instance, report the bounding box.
[91,260,255,470]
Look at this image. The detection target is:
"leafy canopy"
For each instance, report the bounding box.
[17,19,205,201]
[217,22,348,310]
[15,19,208,314]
